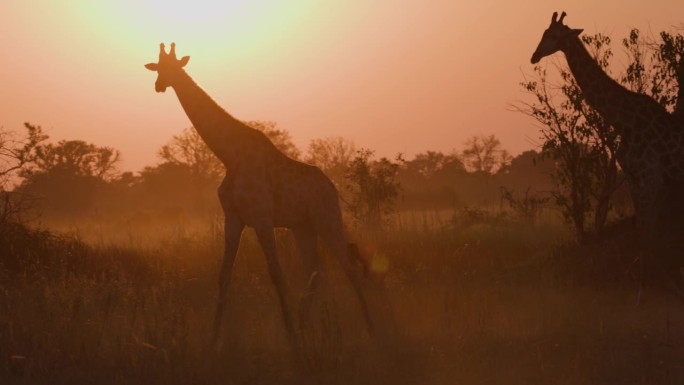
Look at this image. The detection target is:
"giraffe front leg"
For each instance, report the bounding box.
[213,214,244,346]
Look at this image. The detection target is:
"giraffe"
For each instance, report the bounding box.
[144,43,373,349]
[531,12,684,226]
[531,12,684,285]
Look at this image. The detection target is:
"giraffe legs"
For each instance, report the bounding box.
[319,228,374,334]
[253,225,301,355]
[213,215,244,344]
[292,225,321,329]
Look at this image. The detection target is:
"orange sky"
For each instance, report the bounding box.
[1,1,682,171]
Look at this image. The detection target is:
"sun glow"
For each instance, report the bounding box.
[68,0,317,68]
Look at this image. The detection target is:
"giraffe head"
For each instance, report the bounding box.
[531,12,583,64]
[144,43,190,93]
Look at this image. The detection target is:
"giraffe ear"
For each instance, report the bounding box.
[179,56,190,67]
[570,28,583,37]
[145,63,158,71]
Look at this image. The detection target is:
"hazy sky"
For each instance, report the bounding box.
[1,1,682,171]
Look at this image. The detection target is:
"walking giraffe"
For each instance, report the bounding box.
[531,12,684,283]
[144,43,372,349]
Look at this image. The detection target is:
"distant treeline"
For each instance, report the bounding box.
[1,122,565,228]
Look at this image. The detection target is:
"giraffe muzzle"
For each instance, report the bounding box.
[530,52,542,64]
[155,81,168,93]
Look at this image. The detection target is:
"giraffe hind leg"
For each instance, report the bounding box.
[319,225,374,333]
[348,242,369,277]
[213,218,244,341]
[213,216,244,346]
[253,225,302,356]
[292,224,322,330]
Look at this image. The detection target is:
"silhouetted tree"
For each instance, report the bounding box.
[0,123,48,222]
[344,149,401,230]
[306,136,357,186]
[405,151,462,179]
[23,139,120,181]
[17,135,121,217]
[134,162,219,214]
[620,29,684,114]
[461,134,509,174]
[395,151,466,210]
[0,123,48,188]
[245,120,301,160]
[496,150,554,188]
[158,121,300,182]
[159,127,224,184]
[517,33,625,242]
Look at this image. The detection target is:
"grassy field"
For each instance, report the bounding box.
[1,212,684,385]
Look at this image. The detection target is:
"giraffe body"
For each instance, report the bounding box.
[145,44,372,350]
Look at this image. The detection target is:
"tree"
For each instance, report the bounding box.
[17,136,121,217]
[517,33,623,242]
[245,120,301,160]
[396,151,467,210]
[496,150,555,189]
[305,136,357,186]
[134,162,219,213]
[23,139,120,181]
[404,151,463,179]
[461,134,509,174]
[620,29,684,115]
[158,127,224,184]
[159,121,301,183]
[344,149,401,230]
[0,123,48,189]
[0,123,48,222]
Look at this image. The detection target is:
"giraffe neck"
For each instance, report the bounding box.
[170,70,251,164]
[561,36,630,127]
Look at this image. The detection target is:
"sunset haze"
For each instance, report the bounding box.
[1,0,682,170]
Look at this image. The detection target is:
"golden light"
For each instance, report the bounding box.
[67,0,316,66]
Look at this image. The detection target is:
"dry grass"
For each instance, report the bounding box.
[1,213,683,385]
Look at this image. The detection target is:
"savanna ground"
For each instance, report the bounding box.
[1,211,684,385]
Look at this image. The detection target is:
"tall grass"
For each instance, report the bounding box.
[1,212,683,384]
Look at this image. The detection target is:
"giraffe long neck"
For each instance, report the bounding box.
[562,36,677,147]
[170,70,250,164]
[561,36,629,126]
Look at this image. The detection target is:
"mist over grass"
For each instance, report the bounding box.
[1,210,683,385]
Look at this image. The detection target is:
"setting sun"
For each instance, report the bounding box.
[68,1,318,63]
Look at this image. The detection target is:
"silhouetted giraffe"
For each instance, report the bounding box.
[531,12,684,292]
[531,12,684,233]
[144,43,372,350]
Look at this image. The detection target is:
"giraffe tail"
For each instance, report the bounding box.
[348,242,369,277]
